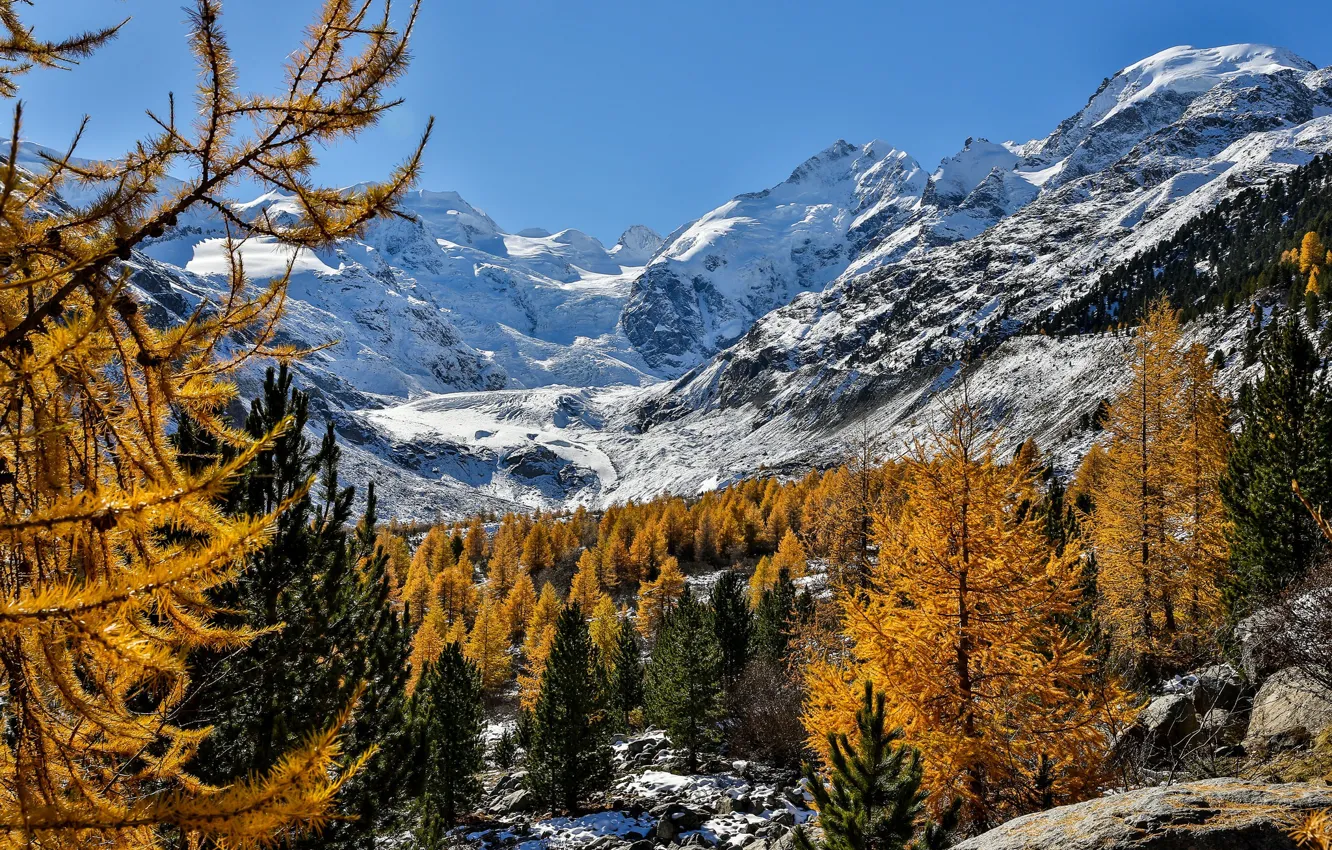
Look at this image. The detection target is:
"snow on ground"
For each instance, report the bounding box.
[521,811,657,850]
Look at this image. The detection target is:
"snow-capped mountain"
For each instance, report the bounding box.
[64,43,1332,517]
[620,140,927,372]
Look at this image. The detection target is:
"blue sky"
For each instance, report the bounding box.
[14,0,1332,244]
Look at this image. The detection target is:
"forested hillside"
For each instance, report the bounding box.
[1036,152,1332,340]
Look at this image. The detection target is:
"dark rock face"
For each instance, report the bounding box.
[621,265,709,373]
[952,780,1332,850]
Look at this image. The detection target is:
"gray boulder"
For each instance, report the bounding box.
[1192,664,1248,714]
[1244,666,1332,755]
[655,816,677,843]
[495,787,537,814]
[952,779,1332,849]
[1236,609,1292,685]
[1198,708,1248,747]
[1135,694,1200,763]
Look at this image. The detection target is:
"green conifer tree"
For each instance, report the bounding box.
[609,615,645,731]
[1222,315,1332,608]
[412,642,486,844]
[526,605,613,812]
[712,570,754,686]
[753,568,799,662]
[646,588,724,772]
[795,682,958,850]
[187,366,417,848]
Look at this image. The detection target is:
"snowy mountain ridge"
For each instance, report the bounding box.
[84,43,1332,517]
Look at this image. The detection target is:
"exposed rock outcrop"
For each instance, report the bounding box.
[1244,667,1332,755]
[953,779,1332,850]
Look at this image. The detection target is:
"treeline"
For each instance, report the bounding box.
[376,448,902,706]
[1033,153,1332,344]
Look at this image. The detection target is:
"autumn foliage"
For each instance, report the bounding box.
[0,1,428,846]
[804,403,1130,831]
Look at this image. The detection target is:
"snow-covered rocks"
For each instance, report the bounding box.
[467,730,813,850]
[620,140,927,373]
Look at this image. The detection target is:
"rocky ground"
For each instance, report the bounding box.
[447,601,1332,850]
[464,730,814,850]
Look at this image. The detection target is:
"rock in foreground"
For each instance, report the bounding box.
[953,779,1332,850]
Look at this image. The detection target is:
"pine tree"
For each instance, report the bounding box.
[646,590,724,772]
[711,570,754,685]
[1223,314,1332,607]
[807,403,1128,831]
[189,371,418,849]
[526,605,613,812]
[466,595,512,692]
[753,568,799,662]
[608,615,646,731]
[0,2,429,841]
[795,682,957,850]
[412,643,486,843]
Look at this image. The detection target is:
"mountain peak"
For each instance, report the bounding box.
[1096,44,1315,126]
[609,225,664,266]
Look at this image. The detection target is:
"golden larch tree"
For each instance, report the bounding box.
[1166,343,1230,652]
[465,595,512,692]
[806,404,1128,832]
[748,555,777,608]
[464,515,487,563]
[516,583,563,709]
[523,582,562,659]
[569,548,602,612]
[0,1,429,846]
[487,516,523,591]
[521,520,554,571]
[504,568,537,640]
[407,604,449,696]
[589,595,620,667]
[432,557,478,627]
[771,528,809,578]
[1090,298,1223,671]
[636,555,685,636]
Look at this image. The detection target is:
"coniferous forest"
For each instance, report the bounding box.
[3,3,1332,850]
